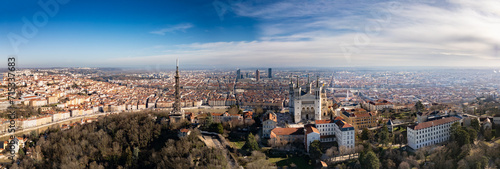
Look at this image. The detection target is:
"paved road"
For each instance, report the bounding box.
[200,132,239,168]
[323,153,359,163]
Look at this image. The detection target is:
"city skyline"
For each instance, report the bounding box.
[1,0,500,68]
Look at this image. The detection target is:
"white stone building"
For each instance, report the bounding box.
[305,125,320,152]
[407,117,461,150]
[289,76,329,123]
[21,118,37,129]
[315,117,355,149]
[53,111,70,121]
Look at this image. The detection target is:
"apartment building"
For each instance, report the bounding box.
[305,125,320,152]
[262,111,277,138]
[407,117,461,150]
[332,119,356,149]
[52,111,71,121]
[340,108,378,131]
[315,117,345,143]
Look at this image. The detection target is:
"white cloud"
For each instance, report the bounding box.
[150,23,194,35]
[114,0,500,67]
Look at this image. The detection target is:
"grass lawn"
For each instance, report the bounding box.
[394,126,407,132]
[230,141,245,149]
[268,156,313,169]
[268,157,286,164]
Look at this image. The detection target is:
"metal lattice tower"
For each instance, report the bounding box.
[173,59,181,114]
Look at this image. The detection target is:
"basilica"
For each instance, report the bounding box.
[289,76,331,123]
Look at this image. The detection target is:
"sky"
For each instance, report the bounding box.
[0,0,499,69]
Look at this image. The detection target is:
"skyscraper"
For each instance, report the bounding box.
[268,68,272,78]
[256,69,260,81]
[236,69,241,80]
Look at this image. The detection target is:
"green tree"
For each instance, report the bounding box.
[205,114,213,127]
[471,118,480,131]
[379,124,391,146]
[243,133,259,152]
[361,128,372,141]
[216,123,224,134]
[467,128,477,144]
[360,151,380,169]
[18,148,25,158]
[309,140,322,161]
[484,129,493,141]
[415,101,424,112]
[455,129,470,147]
[210,123,224,134]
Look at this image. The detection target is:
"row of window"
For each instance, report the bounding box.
[415,122,453,135]
[416,135,449,144]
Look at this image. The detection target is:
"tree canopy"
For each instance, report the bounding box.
[309,140,322,161]
[415,101,425,112]
[243,133,259,152]
[360,151,380,169]
[10,113,228,169]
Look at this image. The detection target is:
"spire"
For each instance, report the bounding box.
[316,75,319,88]
[296,76,299,88]
[289,73,293,84]
[307,74,310,84]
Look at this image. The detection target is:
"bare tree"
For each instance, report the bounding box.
[355,145,364,158]
[339,146,347,160]
[326,146,337,161]
[398,161,410,169]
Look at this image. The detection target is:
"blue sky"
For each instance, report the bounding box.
[1,0,499,68]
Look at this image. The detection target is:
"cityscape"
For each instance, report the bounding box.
[1,0,500,169]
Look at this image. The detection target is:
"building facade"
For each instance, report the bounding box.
[256,70,260,81]
[363,99,394,111]
[269,127,304,150]
[289,76,330,123]
[407,117,461,150]
[211,112,243,123]
[262,111,277,138]
[305,125,320,152]
[340,108,378,131]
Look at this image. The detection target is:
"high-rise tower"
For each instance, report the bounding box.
[256,69,260,81]
[173,59,181,113]
[170,59,184,122]
[236,69,241,80]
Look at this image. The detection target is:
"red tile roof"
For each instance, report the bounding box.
[336,120,353,128]
[305,125,319,134]
[409,117,461,130]
[334,116,344,120]
[270,128,304,136]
